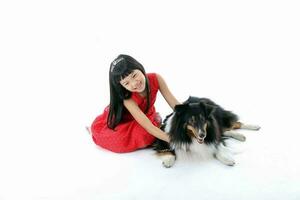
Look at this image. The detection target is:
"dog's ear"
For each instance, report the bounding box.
[174,104,188,114]
[182,96,192,105]
[198,102,206,112]
[199,102,216,118]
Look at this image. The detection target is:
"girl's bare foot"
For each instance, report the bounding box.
[85,126,92,135]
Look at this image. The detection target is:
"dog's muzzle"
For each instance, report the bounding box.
[187,125,206,144]
[196,134,206,144]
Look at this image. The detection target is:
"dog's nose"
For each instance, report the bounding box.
[199,133,205,138]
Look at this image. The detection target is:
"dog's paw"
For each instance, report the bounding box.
[241,124,261,131]
[162,155,175,168]
[235,134,246,142]
[221,157,235,166]
[252,125,261,131]
[225,159,236,166]
[215,153,235,166]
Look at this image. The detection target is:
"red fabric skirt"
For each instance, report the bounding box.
[91,106,161,153]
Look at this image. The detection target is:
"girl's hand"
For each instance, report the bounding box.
[124,98,170,142]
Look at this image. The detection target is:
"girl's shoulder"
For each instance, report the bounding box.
[146,72,157,79]
[146,73,159,89]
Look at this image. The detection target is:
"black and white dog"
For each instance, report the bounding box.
[153,96,260,168]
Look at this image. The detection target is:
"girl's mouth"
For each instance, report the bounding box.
[136,82,143,90]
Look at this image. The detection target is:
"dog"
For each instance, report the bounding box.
[153,96,260,168]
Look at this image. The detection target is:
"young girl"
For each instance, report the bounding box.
[90,54,180,153]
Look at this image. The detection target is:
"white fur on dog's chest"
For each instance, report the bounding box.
[175,140,216,160]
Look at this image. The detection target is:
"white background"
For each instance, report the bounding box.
[0,0,300,199]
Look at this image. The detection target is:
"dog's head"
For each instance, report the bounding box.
[169,100,216,148]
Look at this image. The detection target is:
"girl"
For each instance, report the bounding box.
[90,54,180,153]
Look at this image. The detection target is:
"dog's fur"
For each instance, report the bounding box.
[153,96,260,168]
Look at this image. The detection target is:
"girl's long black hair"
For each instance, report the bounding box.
[107,54,150,129]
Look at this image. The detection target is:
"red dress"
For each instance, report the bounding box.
[91,73,160,153]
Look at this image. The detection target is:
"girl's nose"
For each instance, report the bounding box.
[130,82,137,90]
[132,80,139,88]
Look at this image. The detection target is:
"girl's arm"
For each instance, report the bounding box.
[156,73,180,110]
[123,99,170,143]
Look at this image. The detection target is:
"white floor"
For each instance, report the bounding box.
[1,1,300,199]
[1,109,299,200]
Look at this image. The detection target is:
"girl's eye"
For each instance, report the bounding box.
[132,73,136,78]
[124,82,129,86]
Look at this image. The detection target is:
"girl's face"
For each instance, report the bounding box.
[119,69,146,93]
